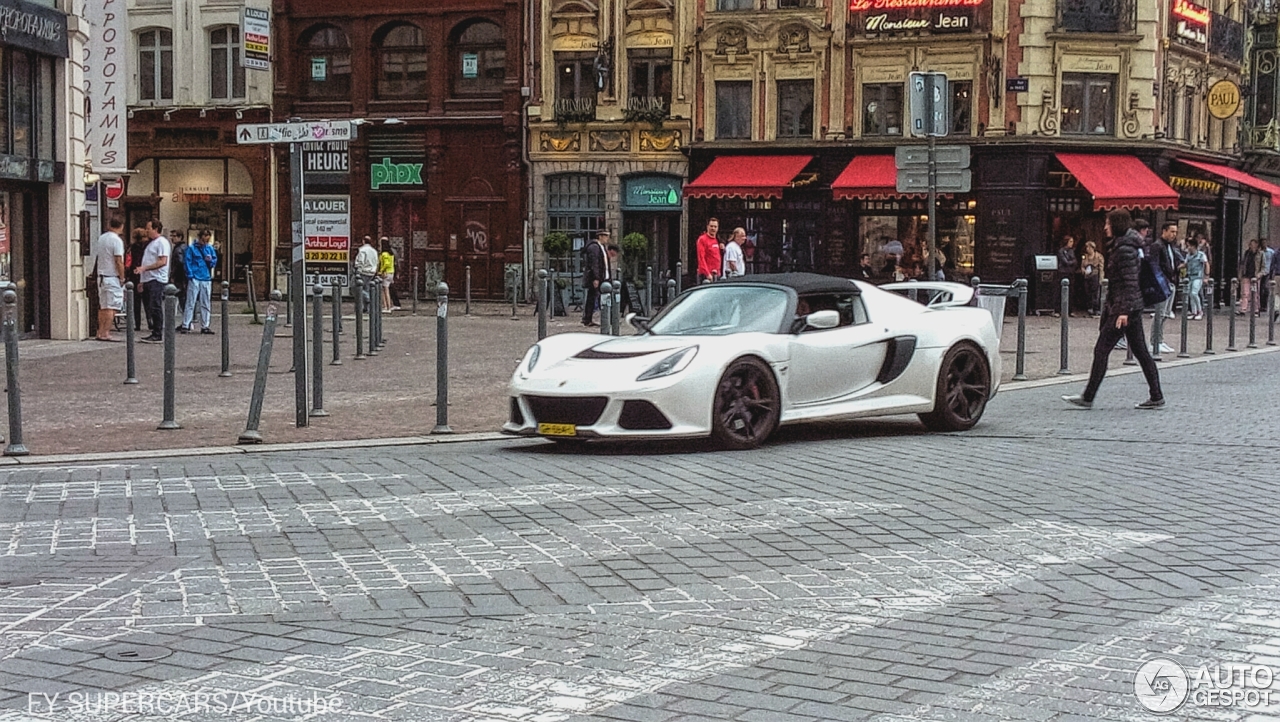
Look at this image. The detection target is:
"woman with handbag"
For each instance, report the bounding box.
[1062,209,1164,410]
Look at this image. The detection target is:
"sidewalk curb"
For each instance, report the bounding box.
[1000,343,1280,391]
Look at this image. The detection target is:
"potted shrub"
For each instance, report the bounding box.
[542,232,572,316]
[621,232,650,311]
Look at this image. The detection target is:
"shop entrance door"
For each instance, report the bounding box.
[623,212,681,304]
[2,189,50,338]
[224,204,254,287]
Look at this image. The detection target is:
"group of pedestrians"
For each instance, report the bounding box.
[354,235,402,312]
[695,218,747,283]
[1238,237,1279,318]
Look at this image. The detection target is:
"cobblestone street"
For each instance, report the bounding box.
[0,348,1274,720]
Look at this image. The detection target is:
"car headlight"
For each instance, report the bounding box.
[524,345,541,373]
[637,346,698,381]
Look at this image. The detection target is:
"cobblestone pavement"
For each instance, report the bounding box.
[0,350,1276,720]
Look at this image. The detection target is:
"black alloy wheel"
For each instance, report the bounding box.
[919,343,991,432]
[711,357,780,450]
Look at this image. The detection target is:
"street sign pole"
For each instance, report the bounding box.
[928,128,938,282]
[290,143,309,427]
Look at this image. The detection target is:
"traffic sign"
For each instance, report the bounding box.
[103,178,125,200]
[896,145,969,169]
[909,71,949,138]
[896,168,972,194]
[236,120,354,145]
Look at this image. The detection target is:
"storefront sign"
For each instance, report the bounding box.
[303,195,350,286]
[0,0,68,57]
[84,0,128,173]
[850,0,982,10]
[1169,175,1222,196]
[623,176,682,210]
[241,7,270,71]
[1172,0,1209,47]
[1061,55,1120,74]
[303,141,348,173]
[370,157,424,190]
[862,7,977,33]
[1207,79,1240,120]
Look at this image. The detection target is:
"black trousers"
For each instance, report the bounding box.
[582,283,599,324]
[1082,312,1163,402]
[144,280,165,335]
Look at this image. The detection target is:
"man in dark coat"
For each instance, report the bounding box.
[1063,209,1164,410]
[581,230,608,326]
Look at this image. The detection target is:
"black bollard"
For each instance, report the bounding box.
[667,279,677,309]
[1178,280,1191,358]
[354,276,366,360]
[1227,278,1239,351]
[646,266,654,316]
[239,291,281,444]
[612,280,622,335]
[330,281,342,365]
[1204,279,1216,355]
[310,285,328,417]
[600,281,613,336]
[432,282,453,434]
[510,267,519,318]
[676,261,683,295]
[1013,279,1028,381]
[159,284,181,430]
[1057,277,1070,375]
[124,282,138,385]
[3,288,27,456]
[465,265,472,316]
[1269,279,1277,346]
[284,274,292,328]
[1248,279,1259,349]
[366,284,379,357]
[375,282,385,349]
[1150,306,1163,361]
[537,269,548,340]
[245,266,260,325]
[219,282,232,377]
[412,266,419,315]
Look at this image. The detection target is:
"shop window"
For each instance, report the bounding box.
[377,23,428,99]
[628,49,672,117]
[1182,87,1196,143]
[862,82,903,136]
[776,80,814,139]
[9,50,31,158]
[858,213,975,281]
[0,53,7,153]
[546,174,606,250]
[37,56,53,161]
[778,0,816,6]
[138,29,173,102]
[1056,0,1136,33]
[210,26,246,100]
[717,0,754,9]
[452,20,506,97]
[555,53,596,121]
[950,81,972,136]
[716,81,752,139]
[1060,73,1114,135]
[1252,49,1276,136]
[301,24,351,99]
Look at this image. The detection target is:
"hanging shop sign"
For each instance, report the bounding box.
[84,0,127,173]
[1207,79,1241,120]
[0,0,68,57]
[303,195,350,286]
[1171,0,1209,48]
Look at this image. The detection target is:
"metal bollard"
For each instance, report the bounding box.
[1227,278,1239,351]
[465,265,472,316]
[284,273,292,328]
[310,285,328,417]
[354,276,366,360]
[676,261,683,295]
[612,281,622,335]
[646,266,654,316]
[1013,279,1028,381]
[1248,279,1259,349]
[218,282,232,377]
[1204,279,1216,355]
[432,282,453,434]
[245,267,260,325]
[1269,279,1277,346]
[330,281,342,365]
[537,269,548,340]
[970,275,981,289]
[1178,280,1191,358]
[412,266,419,316]
[667,279,677,310]
[124,282,138,385]
[239,291,281,444]
[1150,306,1162,361]
[366,285,379,357]
[3,289,27,456]
[377,281,387,348]
[511,267,519,318]
[159,285,181,430]
[600,281,613,335]
[1057,277,1070,375]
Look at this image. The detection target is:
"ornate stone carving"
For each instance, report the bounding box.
[589,130,631,152]
[776,25,811,54]
[540,131,581,153]
[716,26,747,55]
[1038,89,1059,135]
[638,129,682,152]
[1121,91,1141,139]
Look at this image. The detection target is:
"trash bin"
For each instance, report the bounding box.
[975,291,1007,341]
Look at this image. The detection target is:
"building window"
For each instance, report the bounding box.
[138,29,173,102]
[301,24,351,99]
[717,0,754,9]
[1056,0,1136,33]
[1252,49,1276,136]
[38,56,53,160]
[862,82,903,136]
[950,81,972,135]
[776,80,813,139]
[376,23,428,99]
[1060,73,1115,135]
[453,20,505,97]
[628,48,672,114]
[555,52,596,120]
[716,81,752,139]
[10,50,31,157]
[210,26,246,100]
[547,174,606,247]
[1182,87,1195,142]
[778,0,815,6]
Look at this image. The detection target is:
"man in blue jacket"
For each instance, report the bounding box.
[182,230,218,334]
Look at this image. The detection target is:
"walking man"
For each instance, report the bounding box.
[182,230,218,334]
[581,231,608,327]
[1062,209,1164,410]
[723,228,746,278]
[135,220,171,343]
[354,235,379,287]
[92,217,126,341]
[696,218,721,283]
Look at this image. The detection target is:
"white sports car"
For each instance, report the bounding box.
[503,273,1000,449]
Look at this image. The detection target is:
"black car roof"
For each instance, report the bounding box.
[722,273,860,296]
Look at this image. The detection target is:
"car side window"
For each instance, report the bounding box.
[797,293,867,330]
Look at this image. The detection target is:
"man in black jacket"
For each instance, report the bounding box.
[1063,209,1164,410]
[581,231,608,326]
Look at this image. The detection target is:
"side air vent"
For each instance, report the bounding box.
[876,336,917,384]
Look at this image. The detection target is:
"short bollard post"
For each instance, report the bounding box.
[1013,278,1028,381]
[667,279,677,309]
[124,282,139,385]
[330,282,342,366]
[371,286,382,350]
[537,269,548,340]
[1248,279,1259,349]
[646,266,654,316]
[239,291,281,444]
[354,276,366,360]
[600,281,613,335]
[1204,279,1216,355]
[284,273,292,328]
[970,275,981,290]
[412,266,419,315]
[465,265,472,316]
[1058,277,1070,375]
[510,267,519,318]
[310,285,328,417]
[1268,279,1277,346]
[366,284,379,357]
[219,282,232,377]
[675,261,683,295]
[3,289,28,456]
[159,284,181,430]
[1227,278,1239,351]
[245,267,260,325]
[432,282,453,435]
[612,281,622,335]
[1150,307,1163,361]
[1178,280,1191,358]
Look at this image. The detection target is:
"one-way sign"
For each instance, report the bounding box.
[236,120,354,145]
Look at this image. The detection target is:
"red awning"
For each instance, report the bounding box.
[831,156,899,200]
[685,155,813,199]
[1055,153,1179,211]
[1176,159,1280,206]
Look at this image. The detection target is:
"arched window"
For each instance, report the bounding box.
[138,29,173,101]
[301,24,351,99]
[376,23,427,99]
[452,20,505,97]
[210,26,246,100]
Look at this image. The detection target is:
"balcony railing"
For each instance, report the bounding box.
[553,97,597,124]
[623,96,670,124]
[1211,13,1246,62]
[1056,0,1136,33]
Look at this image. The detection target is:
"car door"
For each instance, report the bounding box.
[786,294,890,405]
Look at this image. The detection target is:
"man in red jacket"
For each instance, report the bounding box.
[696,218,722,283]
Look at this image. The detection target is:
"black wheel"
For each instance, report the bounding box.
[711,357,780,450]
[919,343,991,432]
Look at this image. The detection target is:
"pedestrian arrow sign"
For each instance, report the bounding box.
[235,120,355,145]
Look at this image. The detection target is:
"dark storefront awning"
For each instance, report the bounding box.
[831,156,899,200]
[1176,159,1280,206]
[685,155,813,199]
[1055,153,1179,211]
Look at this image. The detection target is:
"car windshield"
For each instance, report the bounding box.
[647,286,789,336]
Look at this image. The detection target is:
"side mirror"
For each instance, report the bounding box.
[805,310,841,330]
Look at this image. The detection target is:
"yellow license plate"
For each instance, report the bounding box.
[537,423,577,437]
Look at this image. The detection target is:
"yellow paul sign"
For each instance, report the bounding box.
[1207,79,1241,120]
